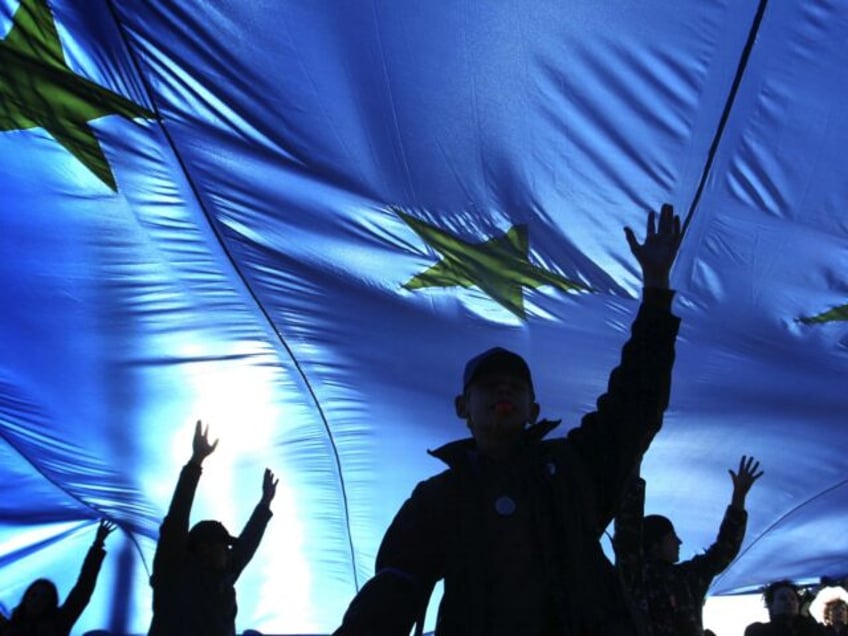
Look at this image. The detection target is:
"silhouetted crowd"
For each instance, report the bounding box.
[1,207,843,636]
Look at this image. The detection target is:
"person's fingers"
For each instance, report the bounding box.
[624,227,639,255]
[658,204,673,233]
[646,210,657,237]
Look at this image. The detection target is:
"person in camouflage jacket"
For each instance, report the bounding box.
[614,455,763,636]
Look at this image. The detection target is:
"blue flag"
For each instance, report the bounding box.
[1,0,847,633]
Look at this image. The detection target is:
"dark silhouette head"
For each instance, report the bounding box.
[14,578,58,620]
[643,514,680,563]
[187,520,236,571]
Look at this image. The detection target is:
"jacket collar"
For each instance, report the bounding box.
[427,418,561,468]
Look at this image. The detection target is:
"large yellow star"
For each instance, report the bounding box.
[0,0,156,190]
[396,208,590,318]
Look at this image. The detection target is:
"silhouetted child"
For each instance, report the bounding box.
[147,420,278,636]
[2,519,114,636]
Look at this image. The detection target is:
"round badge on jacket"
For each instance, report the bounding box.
[494,495,516,516]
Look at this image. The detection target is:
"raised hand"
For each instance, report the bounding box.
[191,419,219,465]
[95,519,116,546]
[729,455,764,508]
[261,468,279,507]
[624,203,682,290]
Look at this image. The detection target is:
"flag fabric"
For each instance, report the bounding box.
[1,0,847,633]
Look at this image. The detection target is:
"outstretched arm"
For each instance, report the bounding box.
[729,455,764,510]
[260,467,278,508]
[684,457,763,588]
[229,468,277,580]
[153,421,218,581]
[59,519,115,629]
[569,204,682,528]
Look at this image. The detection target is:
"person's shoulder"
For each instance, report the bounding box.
[412,467,461,497]
[418,466,455,485]
[399,468,466,521]
[537,435,583,467]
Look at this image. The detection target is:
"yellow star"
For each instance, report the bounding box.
[397,208,590,318]
[0,0,156,190]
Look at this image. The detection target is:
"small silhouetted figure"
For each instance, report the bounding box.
[334,205,683,636]
[1,520,115,636]
[147,420,278,636]
[614,455,762,636]
[744,580,824,636]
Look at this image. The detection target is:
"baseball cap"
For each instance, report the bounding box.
[462,347,534,395]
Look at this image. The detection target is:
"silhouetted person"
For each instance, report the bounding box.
[334,205,683,635]
[614,455,762,636]
[148,420,278,636]
[1,520,115,636]
[744,580,824,636]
